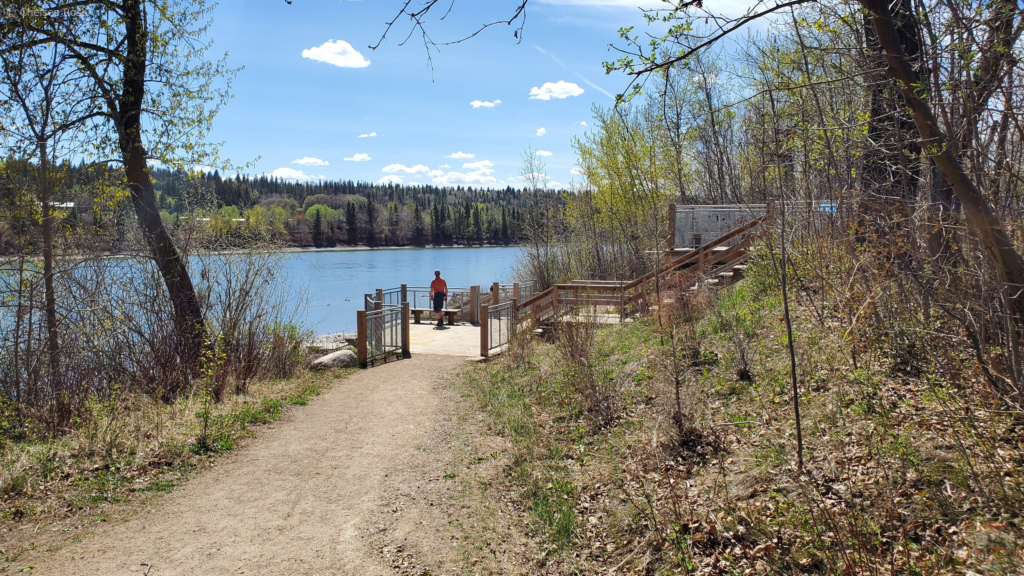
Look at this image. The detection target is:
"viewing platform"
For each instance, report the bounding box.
[353,203,772,368]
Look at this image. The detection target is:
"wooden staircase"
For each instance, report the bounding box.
[516,215,765,327]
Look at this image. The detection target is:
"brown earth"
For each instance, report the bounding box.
[17,354,512,576]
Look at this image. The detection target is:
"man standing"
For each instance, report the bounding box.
[430,269,448,327]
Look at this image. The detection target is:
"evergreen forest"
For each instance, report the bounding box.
[0,164,562,254]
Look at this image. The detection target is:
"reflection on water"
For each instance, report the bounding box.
[282,246,521,334]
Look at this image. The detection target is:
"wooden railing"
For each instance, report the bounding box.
[516,215,766,327]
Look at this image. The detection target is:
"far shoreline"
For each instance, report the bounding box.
[274,243,522,255]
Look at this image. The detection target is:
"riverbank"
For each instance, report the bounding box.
[0,243,523,262]
[275,243,521,254]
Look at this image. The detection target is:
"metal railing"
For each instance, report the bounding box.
[381,287,403,307]
[497,284,516,304]
[357,303,409,367]
[480,300,516,357]
[392,285,474,322]
[518,281,535,302]
[403,286,435,310]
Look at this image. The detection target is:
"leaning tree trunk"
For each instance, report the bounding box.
[119,0,207,379]
[860,0,1024,323]
[861,0,924,205]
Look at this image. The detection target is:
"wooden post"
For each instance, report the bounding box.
[357,310,368,368]
[375,288,383,310]
[619,286,625,322]
[698,246,705,274]
[491,281,499,304]
[513,282,520,302]
[470,286,479,324]
[400,284,408,305]
[480,304,490,358]
[668,202,676,250]
[511,298,518,343]
[401,302,411,358]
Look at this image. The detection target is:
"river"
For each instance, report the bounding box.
[282,246,522,334]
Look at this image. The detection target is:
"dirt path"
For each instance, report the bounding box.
[30,355,466,576]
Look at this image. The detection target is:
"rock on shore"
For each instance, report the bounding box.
[311,349,358,369]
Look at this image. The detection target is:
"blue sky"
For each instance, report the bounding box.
[204,0,671,189]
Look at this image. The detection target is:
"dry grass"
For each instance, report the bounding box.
[460,255,1024,575]
[0,365,352,569]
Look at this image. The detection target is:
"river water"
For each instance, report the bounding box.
[282,246,522,334]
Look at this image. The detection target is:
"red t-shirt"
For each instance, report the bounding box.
[430,277,448,297]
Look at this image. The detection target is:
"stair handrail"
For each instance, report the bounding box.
[515,213,768,325]
[624,214,766,291]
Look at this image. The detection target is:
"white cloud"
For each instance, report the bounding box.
[446,151,475,159]
[532,44,614,99]
[536,127,547,136]
[344,153,372,162]
[529,81,584,100]
[439,164,451,168]
[549,181,563,188]
[462,160,495,171]
[570,167,583,175]
[271,167,322,182]
[302,40,371,68]
[580,121,587,126]
[379,175,404,185]
[471,99,501,108]
[358,132,378,138]
[536,150,553,157]
[382,163,431,175]
[432,169,498,187]
[293,156,329,166]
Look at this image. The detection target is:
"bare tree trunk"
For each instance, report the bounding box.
[861,0,1024,321]
[861,0,923,204]
[780,200,803,472]
[39,139,60,387]
[120,0,206,374]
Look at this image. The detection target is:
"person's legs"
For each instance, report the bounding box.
[433,293,444,326]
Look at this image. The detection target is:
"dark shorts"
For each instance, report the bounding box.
[433,293,445,312]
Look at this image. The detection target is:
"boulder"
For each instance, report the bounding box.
[311,349,358,370]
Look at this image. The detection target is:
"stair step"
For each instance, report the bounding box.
[732,264,748,271]
[718,272,734,278]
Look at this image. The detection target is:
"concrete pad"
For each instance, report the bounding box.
[409,322,482,358]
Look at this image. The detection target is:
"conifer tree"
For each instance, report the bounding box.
[412,202,426,245]
[345,201,358,244]
[365,193,377,246]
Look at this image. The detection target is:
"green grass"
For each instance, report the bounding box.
[526,478,577,549]
[139,479,176,493]
[474,370,537,441]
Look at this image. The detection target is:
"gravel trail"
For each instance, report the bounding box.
[32,355,465,576]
